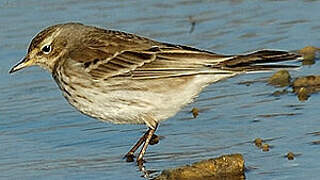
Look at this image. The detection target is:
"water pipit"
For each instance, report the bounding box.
[9,23,301,166]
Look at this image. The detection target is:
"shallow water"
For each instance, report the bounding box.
[1,0,320,179]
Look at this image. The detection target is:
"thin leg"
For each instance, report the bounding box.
[137,125,158,167]
[124,129,150,162]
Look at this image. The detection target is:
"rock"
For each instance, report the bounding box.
[297,46,320,65]
[154,154,245,180]
[254,138,263,148]
[293,75,320,90]
[286,152,295,160]
[268,70,291,87]
[191,107,199,118]
[297,87,310,101]
[292,75,320,101]
[261,144,270,152]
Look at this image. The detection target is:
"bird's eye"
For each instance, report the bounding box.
[42,45,52,54]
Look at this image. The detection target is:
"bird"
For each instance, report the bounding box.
[9,22,302,166]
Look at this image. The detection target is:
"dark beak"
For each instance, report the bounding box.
[9,57,32,74]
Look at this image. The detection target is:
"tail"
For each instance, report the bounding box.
[216,49,302,72]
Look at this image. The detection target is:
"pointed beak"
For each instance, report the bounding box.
[9,56,33,74]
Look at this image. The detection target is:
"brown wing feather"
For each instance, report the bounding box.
[131,48,232,79]
[67,27,233,80]
[83,47,232,80]
[88,51,157,79]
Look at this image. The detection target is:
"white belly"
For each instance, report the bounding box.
[56,73,236,128]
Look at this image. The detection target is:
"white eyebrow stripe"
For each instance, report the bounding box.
[41,28,63,46]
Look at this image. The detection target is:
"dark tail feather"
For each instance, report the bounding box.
[218,49,302,71]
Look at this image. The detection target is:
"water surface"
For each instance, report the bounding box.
[1,0,320,179]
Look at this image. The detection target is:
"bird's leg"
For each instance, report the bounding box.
[124,129,150,162]
[137,124,158,168]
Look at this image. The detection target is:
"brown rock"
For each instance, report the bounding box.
[154,154,245,180]
[292,75,320,101]
[268,70,291,87]
[191,107,199,118]
[298,46,320,65]
[261,144,270,152]
[293,75,320,90]
[297,87,310,101]
[254,138,263,148]
[286,152,295,160]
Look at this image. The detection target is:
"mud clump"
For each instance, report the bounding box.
[286,152,295,160]
[293,75,320,88]
[296,87,310,101]
[268,70,291,87]
[254,138,263,148]
[154,154,245,180]
[191,107,199,118]
[292,75,320,101]
[297,46,320,65]
[267,70,320,101]
[253,138,271,152]
[261,144,270,152]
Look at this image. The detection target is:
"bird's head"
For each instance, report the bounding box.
[9,23,83,74]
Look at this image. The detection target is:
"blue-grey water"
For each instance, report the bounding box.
[1,0,320,179]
